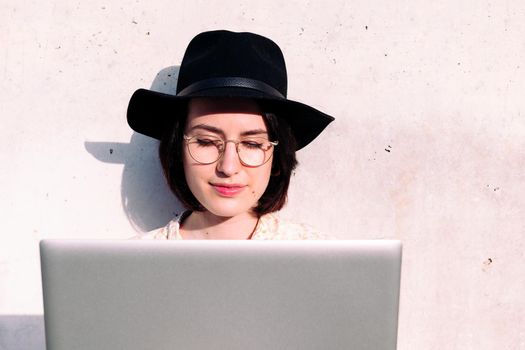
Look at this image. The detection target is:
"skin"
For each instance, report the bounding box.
[179,98,274,240]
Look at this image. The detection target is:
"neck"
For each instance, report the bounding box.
[181,211,259,240]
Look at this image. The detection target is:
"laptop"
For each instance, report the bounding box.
[40,240,402,350]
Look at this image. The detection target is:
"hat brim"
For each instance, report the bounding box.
[127,88,334,150]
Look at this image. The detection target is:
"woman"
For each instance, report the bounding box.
[127,30,334,239]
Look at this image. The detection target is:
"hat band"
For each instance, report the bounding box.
[177,77,285,98]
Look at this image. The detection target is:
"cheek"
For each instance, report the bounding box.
[250,164,272,197]
[182,154,192,182]
[182,153,204,191]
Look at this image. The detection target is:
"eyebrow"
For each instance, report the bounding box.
[187,124,268,137]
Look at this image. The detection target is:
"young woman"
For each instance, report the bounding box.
[127,30,335,240]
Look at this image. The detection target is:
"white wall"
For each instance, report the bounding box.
[1,0,524,348]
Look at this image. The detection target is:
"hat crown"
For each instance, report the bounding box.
[176,30,288,97]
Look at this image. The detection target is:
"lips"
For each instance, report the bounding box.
[211,183,246,197]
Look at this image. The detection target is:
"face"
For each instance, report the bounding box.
[183,98,274,218]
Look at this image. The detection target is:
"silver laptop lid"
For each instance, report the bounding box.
[40,240,402,350]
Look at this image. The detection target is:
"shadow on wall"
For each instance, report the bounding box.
[85,66,184,232]
[0,315,45,350]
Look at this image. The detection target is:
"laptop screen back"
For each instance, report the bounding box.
[40,240,402,350]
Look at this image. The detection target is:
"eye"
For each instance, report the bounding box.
[242,141,263,149]
[241,139,271,150]
[194,136,222,148]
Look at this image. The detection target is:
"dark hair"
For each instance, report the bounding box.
[158,108,298,216]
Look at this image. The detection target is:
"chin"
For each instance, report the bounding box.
[204,201,256,219]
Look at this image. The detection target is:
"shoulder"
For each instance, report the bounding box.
[253,213,332,240]
[130,211,188,240]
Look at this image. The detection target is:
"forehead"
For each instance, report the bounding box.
[186,98,267,132]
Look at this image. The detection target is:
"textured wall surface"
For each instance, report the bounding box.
[1,0,524,349]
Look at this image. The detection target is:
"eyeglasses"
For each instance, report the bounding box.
[184,134,278,167]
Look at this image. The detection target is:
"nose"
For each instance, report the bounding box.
[216,141,241,176]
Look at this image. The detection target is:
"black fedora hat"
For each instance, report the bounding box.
[127,30,335,150]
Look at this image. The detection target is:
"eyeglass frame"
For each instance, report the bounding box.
[183,134,279,167]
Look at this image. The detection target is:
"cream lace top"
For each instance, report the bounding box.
[136,211,330,240]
